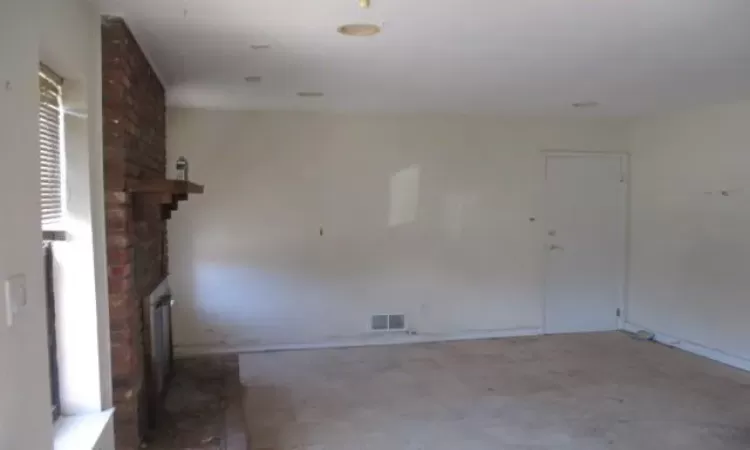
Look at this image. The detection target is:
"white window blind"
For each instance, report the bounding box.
[39,65,64,229]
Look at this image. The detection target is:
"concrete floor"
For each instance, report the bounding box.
[239,332,750,450]
[146,356,247,450]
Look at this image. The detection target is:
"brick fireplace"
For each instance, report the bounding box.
[102,16,169,450]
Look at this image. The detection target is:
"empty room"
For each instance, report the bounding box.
[4,1,750,449]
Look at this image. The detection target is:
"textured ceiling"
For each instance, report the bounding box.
[98,0,750,115]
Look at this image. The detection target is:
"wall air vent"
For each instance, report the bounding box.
[371,315,388,331]
[388,314,405,330]
[371,314,406,331]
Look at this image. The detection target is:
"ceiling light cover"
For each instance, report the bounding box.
[337,23,381,37]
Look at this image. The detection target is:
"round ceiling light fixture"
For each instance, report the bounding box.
[337,23,381,37]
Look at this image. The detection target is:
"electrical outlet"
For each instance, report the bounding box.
[4,274,27,327]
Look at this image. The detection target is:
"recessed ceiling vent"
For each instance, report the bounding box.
[572,101,600,109]
[338,23,381,37]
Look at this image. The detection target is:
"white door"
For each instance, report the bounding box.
[543,154,626,334]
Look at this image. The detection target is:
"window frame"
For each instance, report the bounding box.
[43,241,61,421]
[39,64,65,421]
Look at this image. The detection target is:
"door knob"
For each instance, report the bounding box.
[549,244,562,251]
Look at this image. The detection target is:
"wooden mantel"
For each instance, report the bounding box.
[125,179,205,219]
[125,179,204,195]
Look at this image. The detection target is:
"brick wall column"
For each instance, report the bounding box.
[102,17,167,450]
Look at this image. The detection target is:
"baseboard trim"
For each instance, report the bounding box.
[175,327,542,358]
[622,321,750,372]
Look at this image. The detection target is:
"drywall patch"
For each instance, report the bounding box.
[388,165,420,227]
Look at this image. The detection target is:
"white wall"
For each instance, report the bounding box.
[167,109,630,353]
[0,0,112,449]
[0,1,52,448]
[628,99,750,365]
[42,0,112,416]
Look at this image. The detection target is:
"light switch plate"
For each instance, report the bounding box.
[4,274,27,327]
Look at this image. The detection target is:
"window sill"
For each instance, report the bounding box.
[54,409,114,450]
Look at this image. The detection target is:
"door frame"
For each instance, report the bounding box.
[539,150,630,334]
